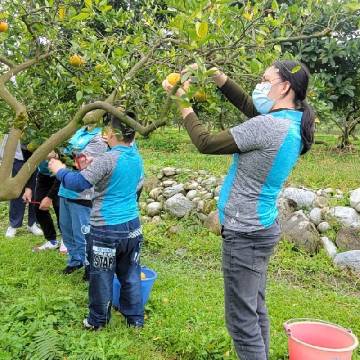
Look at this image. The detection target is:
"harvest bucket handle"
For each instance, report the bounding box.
[284,318,354,337]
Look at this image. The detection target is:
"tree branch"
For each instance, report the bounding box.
[0,128,22,181]
[0,51,52,84]
[0,56,15,68]
[266,28,332,44]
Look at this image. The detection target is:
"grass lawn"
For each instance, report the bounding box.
[0,129,359,359]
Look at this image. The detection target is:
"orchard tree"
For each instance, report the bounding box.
[282,1,360,148]
[0,0,350,200]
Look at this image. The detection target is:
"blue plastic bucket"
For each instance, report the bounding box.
[112,266,157,309]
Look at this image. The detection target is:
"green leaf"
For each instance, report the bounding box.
[196,22,208,39]
[71,12,91,21]
[291,65,301,74]
[76,91,83,101]
[271,0,279,11]
[85,0,92,8]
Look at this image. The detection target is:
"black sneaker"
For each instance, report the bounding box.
[62,264,83,275]
[126,318,144,329]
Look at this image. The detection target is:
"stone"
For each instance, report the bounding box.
[324,188,334,194]
[146,202,162,217]
[317,222,331,233]
[197,212,208,222]
[152,216,162,224]
[214,196,219,202]
[282,211,320,254]
[163,184,184,198]
[184,181,199,191]
[277,197,301,224]
[214,185,222,197]
[149,187,163,201]
[320,237,337,258]
[309,207,323,226]
[202,192,213,200]
[157,173,164,180]
[282,187,316,209]
[175,248,187,257]
[162,180,177,187]
[350,188,360,212]
[162,167,176,177]
[336,227,360,251]
[143,177,159,192]
[202,176,218,187]
[168,225,181,234]
[204,210,221,235]
[186,190,198,200]
[313,196,328,208]
[175,168,183,174]
[164,193,194,218]
[198,170,207,176]
[141,215,151,223]
[197,200,205,213]
[334,250,360,274]
[328,207,360,228]
[146,198,155,204]
[192,197,201,204]
[316,189,327,197]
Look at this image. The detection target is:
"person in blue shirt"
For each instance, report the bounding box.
[49,114,145,330]
[163,60,315,360]
[57,126,108,274]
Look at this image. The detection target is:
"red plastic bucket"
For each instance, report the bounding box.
[284,319,358,360]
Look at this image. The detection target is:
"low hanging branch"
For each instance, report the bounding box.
[0,34,173,200]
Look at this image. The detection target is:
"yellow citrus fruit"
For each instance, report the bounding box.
[141,272,146,280]
[58,5,66,21]
[194,90,207,102]
[166,72,181,86]
[69,54,85,67]
[0,21,9,32]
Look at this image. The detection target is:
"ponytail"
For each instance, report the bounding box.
[274,60,315,156]
[300,100,315,155]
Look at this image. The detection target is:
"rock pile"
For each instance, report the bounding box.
[141,168,360,274]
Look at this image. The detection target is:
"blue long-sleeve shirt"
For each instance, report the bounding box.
[56,169,92,192]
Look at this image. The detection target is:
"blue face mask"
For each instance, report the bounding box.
[252,82,275,114]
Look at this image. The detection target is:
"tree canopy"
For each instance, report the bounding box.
[0,0,359,200]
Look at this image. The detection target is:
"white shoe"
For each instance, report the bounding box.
[59,239,68,254]
[5,226,17,238]
[27,223,44,236]
[33,240,59,252]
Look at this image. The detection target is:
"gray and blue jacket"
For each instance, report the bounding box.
[57,144,144,226]
[183,78,303,232]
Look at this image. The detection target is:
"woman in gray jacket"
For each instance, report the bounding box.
[163,60,315,360]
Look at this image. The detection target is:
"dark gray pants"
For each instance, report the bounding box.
[9,159,36,228]
[222,221,280,360]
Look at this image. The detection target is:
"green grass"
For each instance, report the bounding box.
[0,129,359,359]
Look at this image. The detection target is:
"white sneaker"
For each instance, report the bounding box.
[5,226,17,238]
[59,239,68,254]
[33,240,59,252]
[27,223,44,236]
